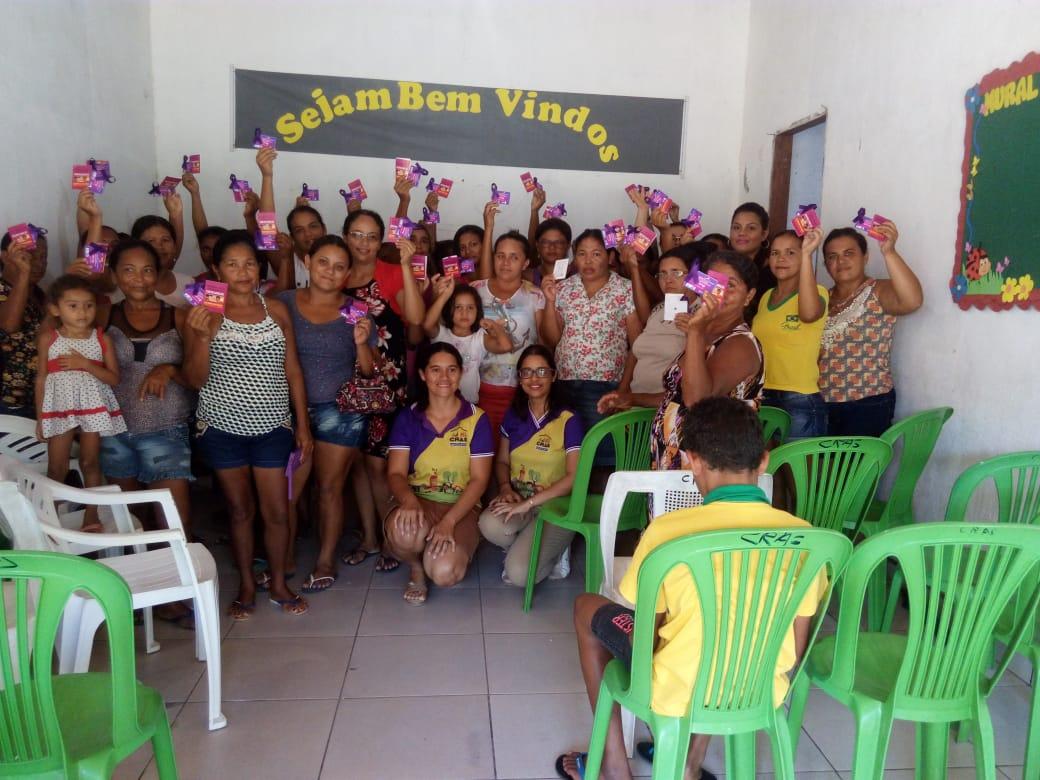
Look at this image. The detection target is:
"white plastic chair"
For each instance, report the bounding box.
[0,413,80,478]
[598,469,774,755]
[0,460,226,731]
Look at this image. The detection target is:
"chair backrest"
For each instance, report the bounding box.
[0,550,143,773]
[758,406,792,447]
[565,408,656,524]
[826,523,1040,718]
[0,482,52,552]
[767,436,892,534]
[0,416,47,471]
[945,451,1040,526]
[626,527,852,730]
[599,470,775,596]
[876,407,954,530]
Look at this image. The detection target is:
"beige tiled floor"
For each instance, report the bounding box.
[105,530,1034,780]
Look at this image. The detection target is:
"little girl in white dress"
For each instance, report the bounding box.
[36,275,124,531]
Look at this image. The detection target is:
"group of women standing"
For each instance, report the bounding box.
[0,148,923,617]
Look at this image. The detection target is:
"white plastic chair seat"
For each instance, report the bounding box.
[96,543,216,602]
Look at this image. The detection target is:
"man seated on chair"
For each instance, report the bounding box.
[557,396,822,780]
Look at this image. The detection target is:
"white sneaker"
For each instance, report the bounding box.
[549,546,571,580]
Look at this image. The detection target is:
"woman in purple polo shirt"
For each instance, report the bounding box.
[384,342,493,605]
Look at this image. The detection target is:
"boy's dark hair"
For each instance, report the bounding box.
[48,274,96,305]
[130,214,175,241]
[441,286,484,333]
[287,205,326,233]
[681,397,765,472]
[107,238,160,273]
[822,227,868,255]
[535,217,572,244]
[197,225,228,243]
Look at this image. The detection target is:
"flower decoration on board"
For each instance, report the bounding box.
[1001,277,1021,303]
[1017,274,1035,300]
[950,275,969,302]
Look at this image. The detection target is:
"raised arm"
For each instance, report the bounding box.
[873,221,923,315]
[393,175,413,219]
[677,300,761,406]
[797,228,825,323]
[477,202,498,281]
[539,276,563,348]
[627,186,651,229]
[256,148,277,215]
[162,192,185,261]
[619,245,652,326]
[394,239,427,326]
[181,306,221,389]
[180,171,209,237]
[421,190,439,245]
[422,275,455,338]
[527,184,546,247]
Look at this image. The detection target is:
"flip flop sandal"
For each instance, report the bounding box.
[403,581,428,606]
[227,600,256,621]
[554,751,586,779]
[300,573,337,593]
[255,570,296,592]
[270,595,309,616]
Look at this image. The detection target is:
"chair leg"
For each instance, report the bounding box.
[724,731,756,779]
[970,701,998,780]
[583,682,616,780]
[866,565,887,633]
[142,605,159,654]
[522,517,545,613]
[151,708,179,780]
[915,721,950,780]
[197,581,227,731]
[651,718,690,780]
[850,698,894,780]
[769,708,796,780]
[786,673,811,756]
[881,570,904,633]
[1023,649,1040,780]
[583,532,603,595]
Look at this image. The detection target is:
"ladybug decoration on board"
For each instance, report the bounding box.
[964,245,989,281]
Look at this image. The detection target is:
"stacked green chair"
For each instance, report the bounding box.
[788,523,1040,780]
[584,527,853,780]
[757,406,792,447]
[860,407,953,630]
[766,436,892,534]
[522,407,655,611]
[0,550,177,778]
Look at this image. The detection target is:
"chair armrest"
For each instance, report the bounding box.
[42,484,185,532]
[41,525,185,551]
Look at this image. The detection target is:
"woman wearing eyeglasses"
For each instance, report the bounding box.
[341,209,426,572]
[597,242,717,415]
[479,345,583,586]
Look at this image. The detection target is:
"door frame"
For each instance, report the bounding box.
[768,112,827,233]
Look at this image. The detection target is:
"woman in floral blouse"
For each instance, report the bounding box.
[342,209,426,571]
[541,229,645,460]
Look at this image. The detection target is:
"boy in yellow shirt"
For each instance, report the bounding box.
[556,396,820,780]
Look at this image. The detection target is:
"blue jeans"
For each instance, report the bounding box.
[762,390,827,440]
[308,402,367,448]
[557,379,618,466]
[100,425,194,483]
[826,390,897,438]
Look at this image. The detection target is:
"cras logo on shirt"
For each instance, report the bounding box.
[448,426,470,447]
[534,434,552,452]
[781,314,801,332]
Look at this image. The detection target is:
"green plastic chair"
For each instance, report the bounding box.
[522,407,655,612]
[758,405,792,447]
[766,436,892,535]
[787,523,1040,780]
[0,550,177,778]
[860,407,953,631]
[584,527,853,780]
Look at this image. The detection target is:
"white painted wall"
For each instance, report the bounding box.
[0,0,156,271]
[148,0,751,275]
[739,1,1040,518]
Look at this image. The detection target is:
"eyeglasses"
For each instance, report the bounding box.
[655,269,686,280]
[518,367,555,379]
[347,231,380,243]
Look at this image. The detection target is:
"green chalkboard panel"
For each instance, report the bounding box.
[952,52,1040,310]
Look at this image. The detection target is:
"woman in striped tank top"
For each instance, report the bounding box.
[183,230,313,620]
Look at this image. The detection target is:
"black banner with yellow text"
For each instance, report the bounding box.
[233,68,685,175]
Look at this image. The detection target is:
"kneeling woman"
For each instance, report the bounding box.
[479,345,583,586]
[384,343,493,605]
[183,230,313,619]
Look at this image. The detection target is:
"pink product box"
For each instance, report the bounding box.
[684,268,729,300]
[229,175,251,202]
[6,224,35,251]
[791,207,820,237]
[648,189,672,211]
[394,157,411,180]
[340,298,369,325]
[158,176,180,196]
[520,172,539,193]
[183,282,205,307]
[388,217,414,241]
[441,256,461,279]
[348,179,368,201]
[602,219,626,249]
[182,154,201,173]
[202,280,228,314]
[422,207,440,224]
[252,128,276,149]
[84,242,108,273]
[460,258,475,275]
[411,256,428,281]
[71,165,92,190]
[301,183,319,201]
[490,183,510,205]
[627,226,657,255]
[255,211,278,251]
[543,203,567,219]
[436,178,453,198]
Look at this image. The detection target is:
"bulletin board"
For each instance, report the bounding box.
[952,51,1040,310]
